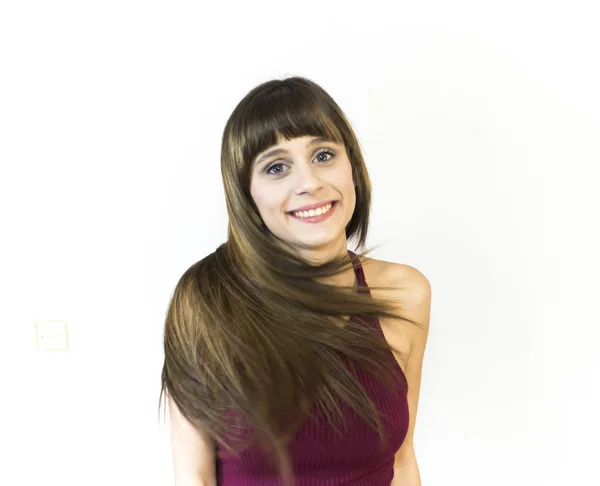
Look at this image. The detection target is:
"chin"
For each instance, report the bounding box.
[295,232,347,249]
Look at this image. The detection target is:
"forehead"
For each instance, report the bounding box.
[274,135,332,149]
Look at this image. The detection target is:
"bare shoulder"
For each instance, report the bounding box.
[361,256,432,371]
[362,257,431,300]
[362,256,432,330]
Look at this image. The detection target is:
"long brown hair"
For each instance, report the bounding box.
[159,76,420,484]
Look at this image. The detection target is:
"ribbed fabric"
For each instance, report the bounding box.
[216,250,409,485]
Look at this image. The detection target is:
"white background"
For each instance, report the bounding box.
[1,1,598,485]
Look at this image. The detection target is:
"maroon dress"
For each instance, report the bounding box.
[216,250,409,485]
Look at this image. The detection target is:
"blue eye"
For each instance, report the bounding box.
[266,163,285,175]
[265,149,335,175]
[315,150,335,162]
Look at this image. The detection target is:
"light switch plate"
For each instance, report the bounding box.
[35,320,69,351]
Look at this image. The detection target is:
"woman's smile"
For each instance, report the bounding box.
[288,201,338,223]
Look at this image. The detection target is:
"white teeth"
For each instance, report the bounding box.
[292,203,333,218]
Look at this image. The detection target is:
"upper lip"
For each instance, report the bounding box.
[288,200,336,213]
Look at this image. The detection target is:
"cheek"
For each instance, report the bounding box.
[335,166,356,197]
[249,182,268,218]
[250,184,284,216]
[339,172,357,210]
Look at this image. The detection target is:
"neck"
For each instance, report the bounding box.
[293,236,349,265]
[279,236,356,288]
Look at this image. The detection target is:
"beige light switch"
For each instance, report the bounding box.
[35,320,69,351]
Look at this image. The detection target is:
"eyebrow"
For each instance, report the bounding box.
[253,137,333,166]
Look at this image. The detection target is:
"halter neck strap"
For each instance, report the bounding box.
[348,250,371,295]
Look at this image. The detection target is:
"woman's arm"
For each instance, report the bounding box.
[392,441,421,486]
[390,264,431,486]
[169,396,217,486]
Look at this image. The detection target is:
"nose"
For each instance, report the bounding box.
[294,163,324,195]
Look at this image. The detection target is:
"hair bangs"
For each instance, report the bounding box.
[240,84,345,170]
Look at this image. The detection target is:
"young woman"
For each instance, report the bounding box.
[159,76,431,486]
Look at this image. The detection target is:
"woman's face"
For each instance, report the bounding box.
[249,135,356,257]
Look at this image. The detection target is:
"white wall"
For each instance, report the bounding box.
[2,1,598,485]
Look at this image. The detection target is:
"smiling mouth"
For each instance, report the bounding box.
[288,201,338,219]
[287,200,336,214]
